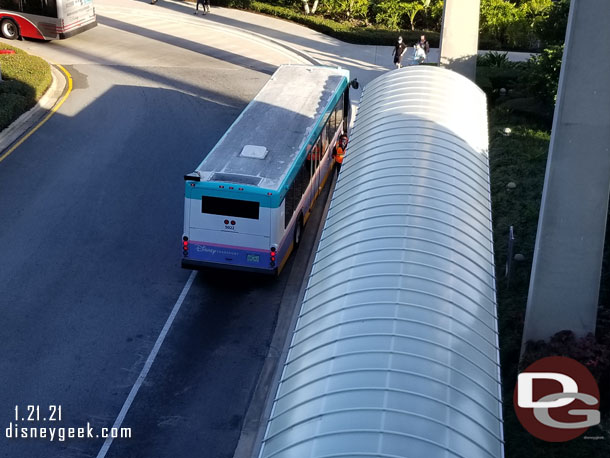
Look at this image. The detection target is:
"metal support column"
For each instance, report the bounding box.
[439,0,480,81]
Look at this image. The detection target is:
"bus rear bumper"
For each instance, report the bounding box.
[181,258,278,275]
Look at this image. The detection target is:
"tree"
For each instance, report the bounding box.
[419,0,432,29]
[375,0,408,30]
[480,0,523,46]
[534,0,570,46]
[427,0,445,30]
[527,45,564,106]
[404,2,423,30]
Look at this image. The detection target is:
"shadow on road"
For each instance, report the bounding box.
[96,14,278,76]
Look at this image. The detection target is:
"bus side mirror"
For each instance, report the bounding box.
[350,79,359,90]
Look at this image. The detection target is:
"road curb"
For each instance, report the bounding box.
[0,64,67,155]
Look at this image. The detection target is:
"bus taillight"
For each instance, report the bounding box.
[270,247,276,266]
[183,236,189,256]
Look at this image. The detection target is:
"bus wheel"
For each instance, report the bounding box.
[1,19,18,40]
[294,215,304,248]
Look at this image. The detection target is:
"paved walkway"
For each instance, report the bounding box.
[2,0,536,143]
[155,0,534,88]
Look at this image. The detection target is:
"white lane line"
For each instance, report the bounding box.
[95,270,197,458]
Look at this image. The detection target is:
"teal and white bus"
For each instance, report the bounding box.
[182,65,356,274]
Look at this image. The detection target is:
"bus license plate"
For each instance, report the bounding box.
[247,254,260,263]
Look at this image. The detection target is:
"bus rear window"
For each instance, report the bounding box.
[202,196,260,220]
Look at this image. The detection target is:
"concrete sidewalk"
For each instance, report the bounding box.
[2,0,535,149]
[200,7,389,87]
[164,1,534,88]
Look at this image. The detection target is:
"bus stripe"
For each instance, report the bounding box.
[189,240,270,253]
[0,13,44,39]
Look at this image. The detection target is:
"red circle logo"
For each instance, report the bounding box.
[514,356,600,442]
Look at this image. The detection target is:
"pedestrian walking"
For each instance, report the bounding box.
[194,0,210,15]
[416,35,430,55]
[414,43,426,64]
[392,36,407,69]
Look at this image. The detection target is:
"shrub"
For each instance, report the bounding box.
[248,1,439,45]
[0,93,30,131]
[322,0,369,21]
[480,0,523,46]
[374,0,408,30]
[211,0,252,7]
[0,44,51,131]
[526,44,563,107]
[477,50,511,68]
[522,330,610,387]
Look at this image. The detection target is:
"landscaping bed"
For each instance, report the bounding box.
[0,43,51,132]
[481,56,610,457]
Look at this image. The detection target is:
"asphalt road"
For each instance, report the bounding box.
[0,2,315,457]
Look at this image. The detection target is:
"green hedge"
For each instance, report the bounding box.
[247,1,440,46]
[0,44,51,131]
[186,0,540,50]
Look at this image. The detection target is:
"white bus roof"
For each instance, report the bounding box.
[194,65,349,192]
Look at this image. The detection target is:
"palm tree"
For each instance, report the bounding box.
[404,3,423,31]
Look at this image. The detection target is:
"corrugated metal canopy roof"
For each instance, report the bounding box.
[259,66,503,458]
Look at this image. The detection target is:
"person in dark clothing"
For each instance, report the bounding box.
[392,36,407,69]
[194,0,210,14]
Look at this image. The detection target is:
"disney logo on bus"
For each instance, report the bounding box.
[196,246,239,257]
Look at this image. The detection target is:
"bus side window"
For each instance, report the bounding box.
[314,138,322,172]
[335,94,344,132]
[330,109,337,137]
[321,121,329,158]
[284,183,296,228]
[21,0,43,15]
[0,0,20,10]
[43,0,58,17]
[299,161,308,197]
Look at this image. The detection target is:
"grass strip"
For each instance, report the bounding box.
[0,43,52,132]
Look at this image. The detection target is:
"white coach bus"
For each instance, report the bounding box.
[182,65,357,275]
